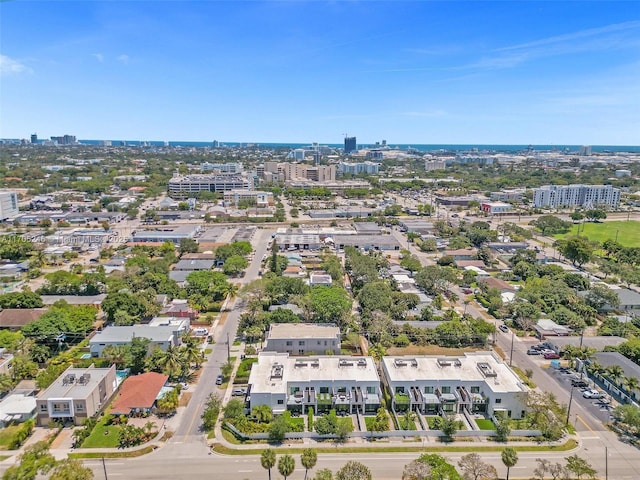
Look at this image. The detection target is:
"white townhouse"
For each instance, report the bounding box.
[382,352,529,419]
[248,353,381,415]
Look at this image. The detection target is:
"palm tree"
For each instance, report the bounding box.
[606,365,624,387]
[155,345,185,380]
[261,449,276,480]
[501,447,518,480]
[623,376,639,398]
[300,448,317,480]
[278,454,295,480]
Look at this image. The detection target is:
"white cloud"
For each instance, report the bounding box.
[92,53,104,63]
[116,54,130,64]
[0,55,31,76]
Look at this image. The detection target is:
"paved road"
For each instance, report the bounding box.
[87,437,640,480]
[170,228,273,443]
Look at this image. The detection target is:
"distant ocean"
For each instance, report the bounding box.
[76,140,640,153]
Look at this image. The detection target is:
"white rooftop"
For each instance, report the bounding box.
[268,323,339,340]
[382,352,527,394]
[249,353,379,396]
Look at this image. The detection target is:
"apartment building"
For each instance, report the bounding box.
[338,162,379,175]
[168,174,252,198]
[382,353,529,419]
[533,184,620,209]
[248,353,381,415]
[264,323,341,355]
[36,365,117,426]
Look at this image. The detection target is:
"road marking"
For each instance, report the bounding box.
[576,414,595,432]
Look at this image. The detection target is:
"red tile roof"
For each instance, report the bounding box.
[111,372,168,415]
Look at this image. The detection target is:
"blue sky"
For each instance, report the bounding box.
[1,1,639,145]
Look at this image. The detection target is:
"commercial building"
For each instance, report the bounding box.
[89,325,186,357]
[223,190,274,208]
[168,174,252,198]
[0,191,19,221]
[248,353,381,414]
[200,162,243,173]
[480,201,513,215]
[382,353,529,418]
[36,365,117,426]
[264,324,341,355]
[338,162,379,175]
[131,225,201,244]
[533,185,620,209]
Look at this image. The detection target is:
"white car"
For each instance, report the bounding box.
[583,389,605,399]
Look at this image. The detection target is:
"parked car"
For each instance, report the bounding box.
[499,324,509,333]
[583,389,605,399]
[543,352,560,359]
[216,375,224,385]
[527,348,541,355]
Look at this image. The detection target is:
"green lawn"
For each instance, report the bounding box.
[554,221,640,247]
[0,426,21,449]
[475,419,496,430]
[81,417,121,448]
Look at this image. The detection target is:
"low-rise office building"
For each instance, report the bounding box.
[264,323,341,355]
[248,353,381,415]
[382,353,529,419]
[36,365,117,426]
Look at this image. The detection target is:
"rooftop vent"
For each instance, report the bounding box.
[437,358,452,367]
[477,362,497,378]
[271,363,284,379]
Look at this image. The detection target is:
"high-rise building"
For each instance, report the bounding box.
[30,133,38,144]
[344,136,357,154]
[533,184,620,209]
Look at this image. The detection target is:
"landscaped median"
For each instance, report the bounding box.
[210,437,579,456]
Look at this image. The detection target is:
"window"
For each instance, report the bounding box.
[470,386,480,394]
[441,386,451,394]
[424,386,434,394]
[495,398,502,404]
[366,386,376,394]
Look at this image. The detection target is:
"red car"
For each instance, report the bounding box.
[543,352,560,359]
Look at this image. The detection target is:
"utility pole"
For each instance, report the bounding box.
[565,386,575,426]
[509,332,515,367]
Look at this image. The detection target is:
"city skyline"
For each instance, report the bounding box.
[1,1,639,144]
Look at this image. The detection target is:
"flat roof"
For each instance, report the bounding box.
[249,353,379,396]
[91,325,177,343]
[268,323,339,340]
[382,352,526,394]
[38,365,115,400]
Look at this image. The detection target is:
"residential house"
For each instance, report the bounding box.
[36,365,117,426]
[264,323,341,355]
[0,393,37,427]
[89,325,185,357]
[110,372,169,416]
[0,308,48,330]
[381,353,529,419]
[248,353,381,415]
